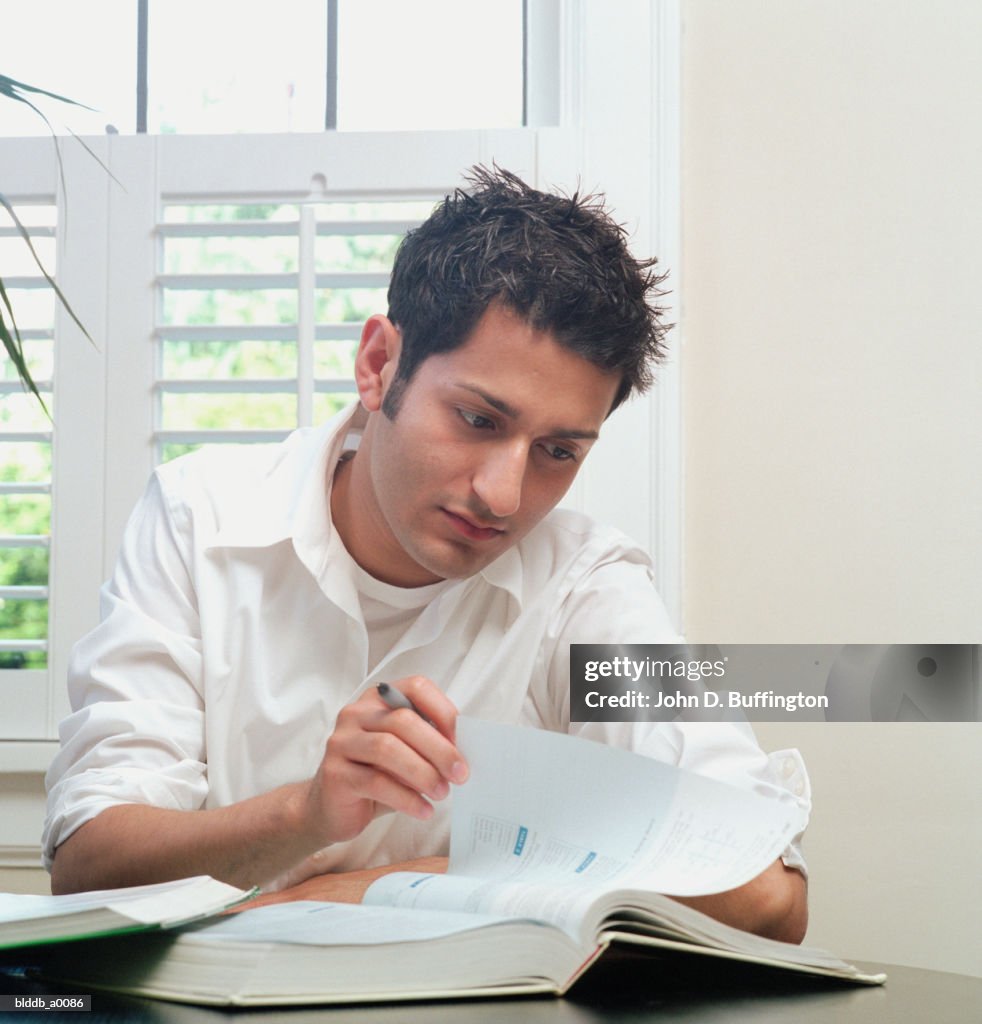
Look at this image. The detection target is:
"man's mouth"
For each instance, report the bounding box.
[441,508,506,542]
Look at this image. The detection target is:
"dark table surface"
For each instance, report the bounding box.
[2,952,980,1023]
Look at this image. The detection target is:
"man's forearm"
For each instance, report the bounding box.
[49,783,321,894]
[671,859,808,944]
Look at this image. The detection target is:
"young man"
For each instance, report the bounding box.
[44,168,809,941]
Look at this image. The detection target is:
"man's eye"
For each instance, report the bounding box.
[542,443,577,462]
[459,409,495,430]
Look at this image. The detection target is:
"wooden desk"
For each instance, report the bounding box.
[2,955,980,1023]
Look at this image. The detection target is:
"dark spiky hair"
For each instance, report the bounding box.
[383,165,670,415]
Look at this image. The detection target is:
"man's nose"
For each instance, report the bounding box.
[472,443,527,519]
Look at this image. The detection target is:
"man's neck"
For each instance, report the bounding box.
[328,449,442,589]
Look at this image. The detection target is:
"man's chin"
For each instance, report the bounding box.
[411,541,507,584]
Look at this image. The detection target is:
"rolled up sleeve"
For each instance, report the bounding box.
[43,472,208,870]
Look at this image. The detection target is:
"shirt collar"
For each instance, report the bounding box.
[207,400,363,552]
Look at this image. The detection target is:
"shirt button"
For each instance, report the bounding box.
[781,757,796,779]
[793,781,805,797]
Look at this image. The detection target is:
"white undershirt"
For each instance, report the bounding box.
[350,554,450,675]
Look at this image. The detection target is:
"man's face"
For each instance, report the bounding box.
[353,304,621,587]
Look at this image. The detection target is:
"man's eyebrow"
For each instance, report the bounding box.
[456,383,520,418]
[455,383,600,441]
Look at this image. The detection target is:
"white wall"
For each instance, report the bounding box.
[682,1,982,976]
[755,722,981,975]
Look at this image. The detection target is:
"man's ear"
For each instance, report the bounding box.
[354,315,402,412]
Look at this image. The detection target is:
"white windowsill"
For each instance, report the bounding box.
[0,742,59,774]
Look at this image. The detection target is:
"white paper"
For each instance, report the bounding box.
[448,717,806,897]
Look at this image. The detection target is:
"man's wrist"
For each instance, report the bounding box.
[279,779,328,850]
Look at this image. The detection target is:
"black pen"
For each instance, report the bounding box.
[376,682,430,723]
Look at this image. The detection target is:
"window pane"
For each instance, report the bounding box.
[0,341,54,386]
[160,393,298,432]
[314,339,359,378]
[316,287,388,325]
[164,236,299,276]
[0,0,136,136]
[1,289,55,331]
[0,614,48,667]
[0,550,49,595]
[337,0,524,130]
[0,199,58,671]
[313,201,436,221]
[161,290,299,327]
[149,0,328,133]
[163,204,290,223]
[0,443,52,484]
[0,496,51,540]
[0,235,56,275]
[3,1,525,137]
[161,340,297,380]
[313,393,358,423]
[315,234,402,274]
[0,392,52,434]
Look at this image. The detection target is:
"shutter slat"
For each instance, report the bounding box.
[0,586,47,600]
[158,271,389,290]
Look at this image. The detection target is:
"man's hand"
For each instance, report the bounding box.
[300,676,469,848]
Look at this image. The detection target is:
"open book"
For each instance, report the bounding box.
[28,719,886,1004]
[0,876,254,951]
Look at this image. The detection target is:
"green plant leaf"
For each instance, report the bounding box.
[0,193,94,345]
[1,73,121,222]
[67,128,124,190]
[0,74,104,413]
[0,279,48,415]
[1,80,72,227]
[0,73,95,112]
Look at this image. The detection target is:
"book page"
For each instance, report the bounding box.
[183,901,532,946]
[0,876,250,927]
[449,717,806,897]
[365,870,603,938]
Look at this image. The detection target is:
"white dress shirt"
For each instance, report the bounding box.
[43,402,810,887]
